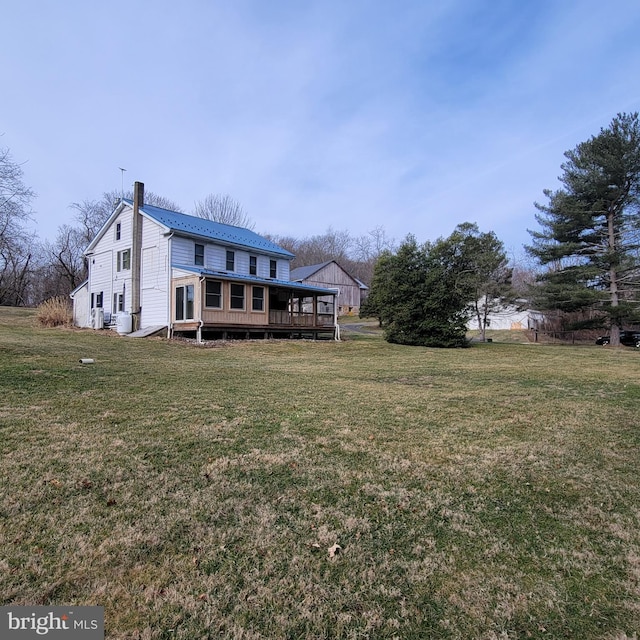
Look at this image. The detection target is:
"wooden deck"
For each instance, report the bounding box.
[171,312,337,340]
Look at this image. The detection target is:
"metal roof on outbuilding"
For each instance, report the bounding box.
[123,200,295,259]
[290,261,333,281]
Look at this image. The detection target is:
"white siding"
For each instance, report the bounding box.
[85,204,171,329]
[87,205,135,323]
[172,267,196,279]
[171,236,193,266]
[140,217,170,327]
[90,250,114,317]
[207,245,225,271]
[170,237,291,280]
[71,282,91,327]
[466,306,532,331]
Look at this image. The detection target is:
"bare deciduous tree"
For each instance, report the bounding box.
[193,194,254,229]
[352,226,396,263]
[349,226,397,284]
[71,189,183,243]
[41,225,87,295]
[0,146,36,305]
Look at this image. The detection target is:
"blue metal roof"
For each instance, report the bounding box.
[124,200,295,259]
[173,265,337,296]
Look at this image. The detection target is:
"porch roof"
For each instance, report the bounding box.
[172,265,338,296]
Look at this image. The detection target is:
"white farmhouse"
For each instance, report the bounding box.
[72,182,338,341]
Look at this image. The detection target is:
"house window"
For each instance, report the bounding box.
[117,249,130,271]
[195,243,204,266]
[205,280,222,308]
[250,255,257,276]
[115,223,121,241]
[270,260,277,279]
[91,292,103,308]
[186,285,194,319]
[113,292,124,313]
[175,284,194,320]
[252,286,264,311]
[230,284,245,310]
[226,250,235,271]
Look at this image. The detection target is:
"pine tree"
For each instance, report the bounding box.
[528,113,640,345]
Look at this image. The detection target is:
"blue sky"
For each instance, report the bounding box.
[3,0,640,258]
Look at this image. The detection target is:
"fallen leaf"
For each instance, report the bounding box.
[328,543,342,559]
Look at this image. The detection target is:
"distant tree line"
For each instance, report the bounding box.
[0,159,397,307]
[266,225,396,285]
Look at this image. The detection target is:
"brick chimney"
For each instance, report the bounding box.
[131,181,144,330]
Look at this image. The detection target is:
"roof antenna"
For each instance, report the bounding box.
[119,167,127,200]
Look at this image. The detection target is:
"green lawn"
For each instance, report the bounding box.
[1,307,639,639]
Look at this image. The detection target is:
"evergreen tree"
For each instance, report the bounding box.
[448,223,513,341]
[527,112,640,345]
[367,233,475,348]
[359,250,393,325]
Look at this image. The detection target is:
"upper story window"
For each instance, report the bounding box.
[115,222,121,241]
[117,249,130,271]
[226,250,235,271]
[270,260,277,279]
[249,255,257,276]
[195,243,204,266]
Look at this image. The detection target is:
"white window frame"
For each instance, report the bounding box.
[175,284,195,321]
[117,249,131,272]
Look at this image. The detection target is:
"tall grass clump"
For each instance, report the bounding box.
[35,296,73,327]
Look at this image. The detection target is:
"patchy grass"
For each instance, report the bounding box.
[1,307,640,639]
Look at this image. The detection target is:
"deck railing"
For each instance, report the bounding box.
[269,310,334,327]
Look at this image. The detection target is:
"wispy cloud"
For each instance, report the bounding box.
[2,0,640,257]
